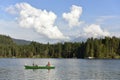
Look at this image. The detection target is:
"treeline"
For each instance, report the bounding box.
[0,34,120,58]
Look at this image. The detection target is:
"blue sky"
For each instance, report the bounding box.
[0,0,120,43]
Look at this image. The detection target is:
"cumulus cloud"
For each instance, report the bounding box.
[6,2,68,40]
[6,5,17,14]
[5,3,113,42]
[83,24,110,38]
[62,5,83,27]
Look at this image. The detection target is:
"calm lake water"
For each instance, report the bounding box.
[0,58,120,80]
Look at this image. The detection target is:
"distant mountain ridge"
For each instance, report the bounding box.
[72,36,87,42]
[0,34,31,45]
[12,38,31,45]
[0,34,86,45]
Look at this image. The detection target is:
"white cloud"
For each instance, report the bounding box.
[83,24,110,38]
[5,3,119,42]
[62,5,83,27]
[0,19,40,41]
[6,2,68,40]
[6,5,18,14]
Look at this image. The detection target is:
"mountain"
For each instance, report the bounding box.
[0,34,31,45]
[0,34,15,45]
[72,36,87,42]
[12,38,31,45]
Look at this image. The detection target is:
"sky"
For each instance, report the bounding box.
[0,0,120,43]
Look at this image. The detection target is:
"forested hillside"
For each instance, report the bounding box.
[12,38,31,45]
[0,34,120,58]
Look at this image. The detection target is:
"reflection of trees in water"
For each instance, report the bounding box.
[48,69,50,73]
[47,69,50,80]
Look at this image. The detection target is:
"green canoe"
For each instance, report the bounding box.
[24,65,55,69]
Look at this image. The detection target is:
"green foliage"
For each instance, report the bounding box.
[0,34,15,45]
[0,34,120,58]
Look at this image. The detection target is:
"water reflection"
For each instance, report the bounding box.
[24,69,54,80]
[0,59,120,80]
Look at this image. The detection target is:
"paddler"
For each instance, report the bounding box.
[46,61,51,67]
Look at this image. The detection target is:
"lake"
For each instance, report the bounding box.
[0,58,120,80]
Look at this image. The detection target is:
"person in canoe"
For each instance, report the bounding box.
[46,61,51,67]
[33,63,38,67]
